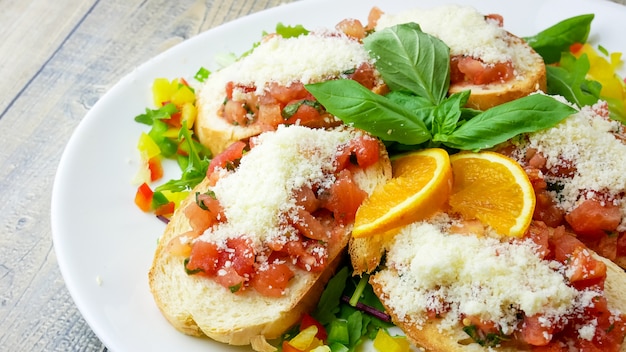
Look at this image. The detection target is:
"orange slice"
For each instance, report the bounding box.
[449,151,536,238]
[352,148,453,238]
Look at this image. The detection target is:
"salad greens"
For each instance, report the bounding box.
[280,267,394,352]
[523,14,594,64]
[306,23,577,153]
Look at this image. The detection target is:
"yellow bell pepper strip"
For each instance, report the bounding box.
[372,329,411,352]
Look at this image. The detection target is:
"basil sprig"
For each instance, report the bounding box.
[306,23,576,152]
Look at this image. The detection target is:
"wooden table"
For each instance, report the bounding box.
[1,0,624,351]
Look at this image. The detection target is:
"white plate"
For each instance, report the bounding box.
[51,0,626,351]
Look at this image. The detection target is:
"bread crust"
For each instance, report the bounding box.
[449,33,547,111]
[371,255,626,352]
[359,228,626,352]
[148,131,392,350]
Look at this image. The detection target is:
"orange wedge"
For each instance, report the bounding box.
[449,151,536,238]
[352,148,453,238]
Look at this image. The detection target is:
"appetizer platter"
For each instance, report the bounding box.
[51,0,626,351]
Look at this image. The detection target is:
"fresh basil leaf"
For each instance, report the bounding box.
[385,91,435,128]
[546,53,601,108]
[523,14,594,64]
[440,94,577,151]
[432,90,470,137]
[306,80,431,145]
[363,23,450,105]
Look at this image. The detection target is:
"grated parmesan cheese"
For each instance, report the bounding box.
[199,30,374,100]
[510,101,626,230]
[197,125,357,249]
[372,214,588,335]
[375,4,532,73]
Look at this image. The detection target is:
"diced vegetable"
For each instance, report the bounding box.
[372,329,411,352]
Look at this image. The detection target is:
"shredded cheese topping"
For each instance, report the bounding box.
[375,4,534,73]
[372,214,600,335]
[197,125,357,249]
[511,101,626,230]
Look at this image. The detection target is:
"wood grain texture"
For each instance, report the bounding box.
[0,0,625,351]
[0,0,294,351]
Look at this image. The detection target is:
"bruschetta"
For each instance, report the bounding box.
[497,100,626,269]
[370,4,546,110]
[148,125,391,351]
[353,214,626,351]
[194,28,385,156]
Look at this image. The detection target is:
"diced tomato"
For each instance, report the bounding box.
[268,82,309,104]
[297,241,327,272]
[519,314,555,346]
[284,101,322,125]
[184,196,224,234]
[134,182,153,212]
[250,262,294,297]
[293,186,320,213]
[292,209,329,240]
[321,169,367,224]
[207,140,247,175]
[595,234,618,261]
[566,247,607,289]
[617,232,626,257]
[186,241,220,275]
[350,135,380,168]
[213,266,247,293]
[225,237,256,278]
[336,18,366,40]
[485,14,504,26]
[526,222,552,259]
[300,313,328,341]
[223,100,250,126]
[450,56,515,85]
[550,231,585,263]
[349,62,378,89]
[565,198,622,239]
[534,189,565,227]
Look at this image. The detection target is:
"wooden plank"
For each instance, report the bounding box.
[0,0,292,350]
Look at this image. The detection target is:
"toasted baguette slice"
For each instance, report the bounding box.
[373,4,546,110]
[447,33,546,110]
[149,126,391,351]
[195,30,381,156]
[370,255,626,352]
[354,217,626,351]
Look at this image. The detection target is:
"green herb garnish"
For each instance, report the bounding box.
[306,23,576,153]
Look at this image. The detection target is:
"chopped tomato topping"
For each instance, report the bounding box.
[565,198,621,239]
[450,56,515,85]
[207,140,246,175]
[186,241,220,275]
[520,314,556,346]
[250,262,294,297]
[320,169,367,224]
